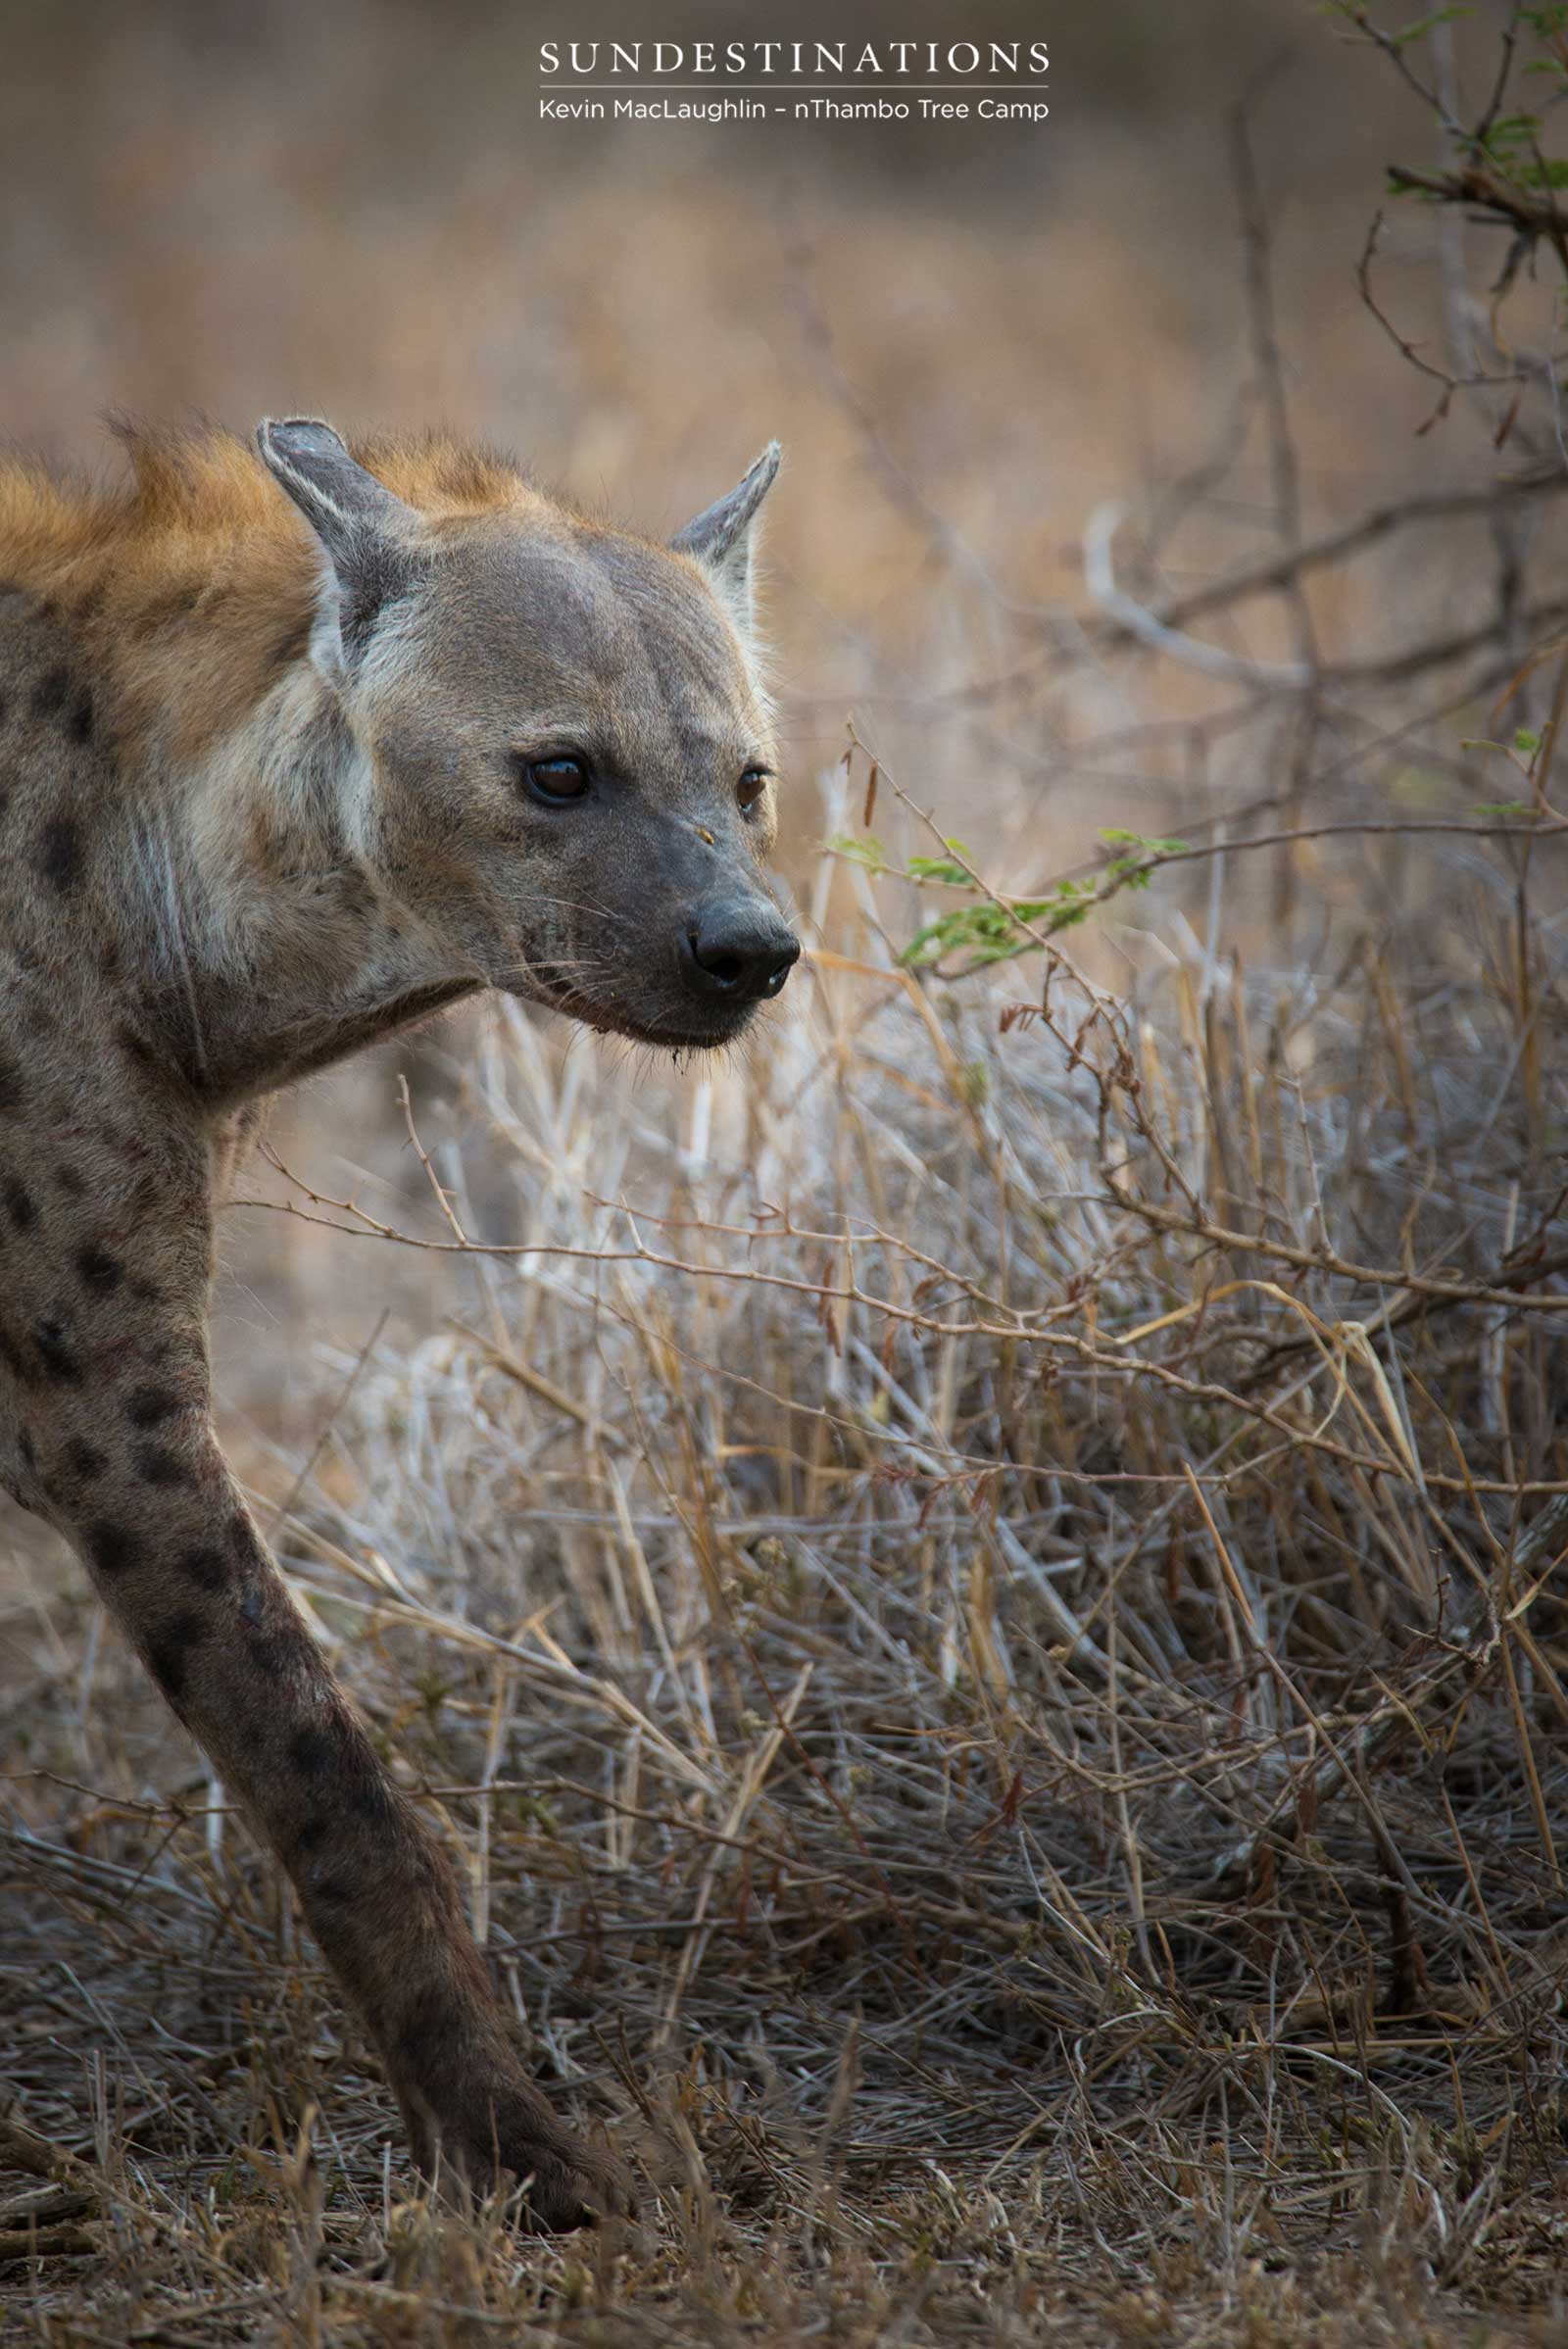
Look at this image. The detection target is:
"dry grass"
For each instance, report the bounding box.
[6,796,1568,2339]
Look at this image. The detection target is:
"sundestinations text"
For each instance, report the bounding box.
[538,40,1051,75]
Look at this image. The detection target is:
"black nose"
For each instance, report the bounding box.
[682,902,801,1005]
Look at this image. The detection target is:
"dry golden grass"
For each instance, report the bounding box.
[7,790,1568,2340]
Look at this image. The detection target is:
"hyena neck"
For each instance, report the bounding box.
[131,662,476,1109]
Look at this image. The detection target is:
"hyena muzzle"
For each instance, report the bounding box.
[0,416,798,2226]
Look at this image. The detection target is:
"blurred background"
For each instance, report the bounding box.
[0,0,1558,1513]
[0,0,1483,571]
[2,0,1544,1418]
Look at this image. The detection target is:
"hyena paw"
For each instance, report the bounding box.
[406,2067,635,2231]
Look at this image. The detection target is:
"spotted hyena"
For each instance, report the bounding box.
[0,418,797,2227]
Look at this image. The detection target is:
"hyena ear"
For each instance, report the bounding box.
[256,417,419,673]
[671,443,781,631]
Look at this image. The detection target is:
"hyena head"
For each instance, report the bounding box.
[257,418,799,1050]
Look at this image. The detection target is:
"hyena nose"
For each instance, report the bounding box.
[683,902,801,1004]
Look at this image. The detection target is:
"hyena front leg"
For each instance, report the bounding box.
[9,1119,629,2228]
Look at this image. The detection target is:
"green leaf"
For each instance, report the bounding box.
[964,939,1034,965]
[1483,112,1545,160]
[827,831,887,871]
[1098,827,1188,856]
[1389,4,1472,43]
[899,911,971,966]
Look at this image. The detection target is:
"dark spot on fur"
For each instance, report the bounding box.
[146,1609,206,1705]
[114,1023,163,1077]
[55,1163,85,1198]
[0,1057,24,1115]
[37,817,84,893]
[290,1727,336,1777]
[135,1443,189,1488]
[229,1509,261,1560]
[76,1246,122,1294]
[236,1583,301,1678]
[86,1521,141,1577]
[65,1438,106,1481]
[19,1433,34,1467]
[30,666,70,718]
[126,1386,180,1430]
[179,1542,229,1592]
[268,613,314,674]
[34,1319,82,1386]
[290,1713,399,1825]
[67,691,95,746]
[139,581,203,629]
[306,1873,355,1907]
[2,1179,34,1232]
[246,1629,295,1678]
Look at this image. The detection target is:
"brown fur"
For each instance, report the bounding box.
[0,428,535,764]
[0,416,796,2227]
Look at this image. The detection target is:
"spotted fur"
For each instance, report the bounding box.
[0,415,795,2228]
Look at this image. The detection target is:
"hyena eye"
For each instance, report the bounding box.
[523,755,590,806]
[737,766,771,811]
